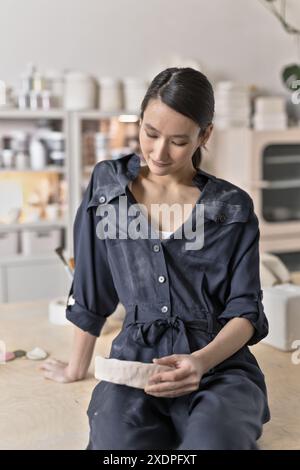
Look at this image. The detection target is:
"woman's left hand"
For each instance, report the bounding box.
[144,354,206,398]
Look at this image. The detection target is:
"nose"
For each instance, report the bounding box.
[152,138,169,162]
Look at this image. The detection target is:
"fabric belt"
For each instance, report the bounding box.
[122,305,222,355]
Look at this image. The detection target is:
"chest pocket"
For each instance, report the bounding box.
[180,201,250,259]
[203,201,250,225]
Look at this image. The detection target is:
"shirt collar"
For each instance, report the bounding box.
[94,152,217,205]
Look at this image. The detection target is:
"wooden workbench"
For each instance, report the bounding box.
[0,299,299,450]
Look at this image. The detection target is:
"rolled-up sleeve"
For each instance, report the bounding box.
[218,205,269,345]
[66,170,119,337]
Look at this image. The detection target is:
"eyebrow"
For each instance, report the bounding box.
[144,123,190,139]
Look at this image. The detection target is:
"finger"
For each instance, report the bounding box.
[47,358,66,366]
[40,362,61,372]
[153,355,178,368]
[39,362,55,371]
[149,368,189,384]
[43,358,58,366]
[145,378,193,394]
[43,370,55,380]
[153,355,178,365]
[43,369,66,383]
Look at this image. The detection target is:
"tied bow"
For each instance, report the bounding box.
[127,315,210,355]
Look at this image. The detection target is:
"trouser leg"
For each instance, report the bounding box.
[87,381,177,450]
[170,375,267,450]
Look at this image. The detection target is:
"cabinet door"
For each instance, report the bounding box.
[6,260,71,302]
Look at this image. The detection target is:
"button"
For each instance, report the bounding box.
[67,295,75,306]
[158,275,166,283]
[161,305,168,313]
[94,411,98,416]
[153,244,160,252]
[99,195,106,204]
[216,213,226,223]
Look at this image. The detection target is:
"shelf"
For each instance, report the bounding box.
[265,155,300,165]
[75,110,139,120]
[252,127,300,136]
[0,220,67,232]
[264,179,300,189]
[0,252,61,266]
[0,108,139,120]
[0,166,66,174]
[252,179,300,189]
[0,109,67,119]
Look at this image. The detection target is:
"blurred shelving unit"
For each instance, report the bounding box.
[0,109,71,302]
[0,108,141,302]
[68,109,141,253]
[209,127,300,271]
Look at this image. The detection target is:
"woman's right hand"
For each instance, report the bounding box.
[39,358,84,383]
[40,325,97,383]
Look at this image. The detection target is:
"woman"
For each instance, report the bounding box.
[41,67,271,450]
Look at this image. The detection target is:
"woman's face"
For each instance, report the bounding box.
[139,98,210,175]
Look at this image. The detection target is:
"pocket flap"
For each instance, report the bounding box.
[204,201,250,224]
[87,185,124,210]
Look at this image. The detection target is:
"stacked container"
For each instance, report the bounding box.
[214,81,251,129]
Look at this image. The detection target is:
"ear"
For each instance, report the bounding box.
[200,123,214,146]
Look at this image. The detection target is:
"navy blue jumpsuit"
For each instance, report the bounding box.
[66,152,271,450]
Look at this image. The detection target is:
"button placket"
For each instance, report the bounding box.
[150,238,171,316]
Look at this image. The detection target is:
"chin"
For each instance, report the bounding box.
[151,165,172,175]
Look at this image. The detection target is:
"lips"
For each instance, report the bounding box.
[151,159,171,167]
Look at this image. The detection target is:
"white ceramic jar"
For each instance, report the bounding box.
[2,149,14,168]
[0,80,6,106]
[122,77,148,112]
[15,151,29,170]
[255,96,286,115]
[0,80,14,109]
[98,77,122,112]
[64,72,97,110]
[253,96,287,130]
[29,137,47,170]
[45,70,64,108]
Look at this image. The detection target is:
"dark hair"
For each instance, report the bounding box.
[140,67,214,169]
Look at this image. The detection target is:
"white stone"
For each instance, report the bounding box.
[26,347,48,360]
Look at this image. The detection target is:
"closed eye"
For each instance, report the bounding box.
[146,133,158,139]
[146,132,187,146]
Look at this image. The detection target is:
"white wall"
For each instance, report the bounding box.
[0,0,299,93]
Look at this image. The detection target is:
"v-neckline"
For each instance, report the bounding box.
[125,163,211,242]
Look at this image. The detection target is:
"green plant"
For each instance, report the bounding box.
[259,0,300,91]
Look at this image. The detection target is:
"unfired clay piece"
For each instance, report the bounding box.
[95,355,174,389]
